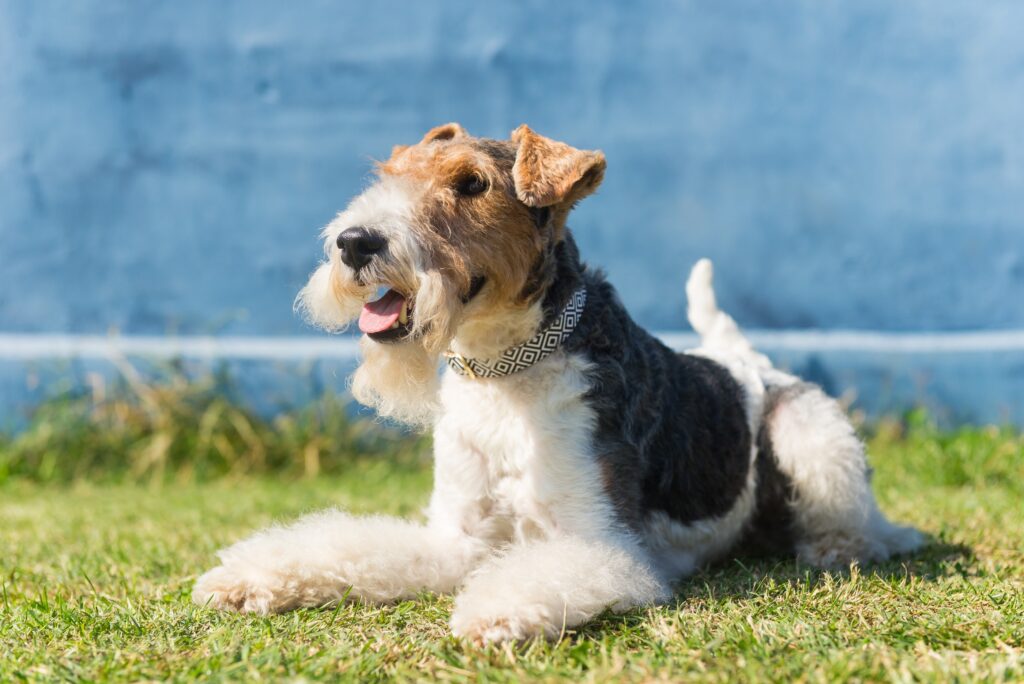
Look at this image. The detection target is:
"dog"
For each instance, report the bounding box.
[193,123,923,643]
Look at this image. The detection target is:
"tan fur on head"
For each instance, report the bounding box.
[298,123,606,426]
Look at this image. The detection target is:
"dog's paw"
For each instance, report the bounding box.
[192,565,279,615]
[450,603,559,644]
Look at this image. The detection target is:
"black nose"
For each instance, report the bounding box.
[336,227,386,271]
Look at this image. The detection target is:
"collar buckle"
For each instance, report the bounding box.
[443,350,478,379]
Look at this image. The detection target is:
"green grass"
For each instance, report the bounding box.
[1,382,1023,682]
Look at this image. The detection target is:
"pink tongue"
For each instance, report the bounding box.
[359,289,406,334]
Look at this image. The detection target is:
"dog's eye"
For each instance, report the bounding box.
[455,173,488,197]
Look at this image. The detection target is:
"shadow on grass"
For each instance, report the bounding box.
[569,537,974,643]
[676,535,974,601]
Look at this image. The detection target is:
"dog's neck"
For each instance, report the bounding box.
[448,232,586,362]
[445,287,587,379]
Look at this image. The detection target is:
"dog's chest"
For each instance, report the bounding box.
[433,353,613,542]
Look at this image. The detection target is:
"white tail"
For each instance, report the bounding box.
[686,259,772,370]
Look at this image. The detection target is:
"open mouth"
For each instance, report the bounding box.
[359,288,413,342]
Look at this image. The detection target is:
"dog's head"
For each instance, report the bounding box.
[296,123,605,424]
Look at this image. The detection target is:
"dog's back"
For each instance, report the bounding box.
[562,254,923,573]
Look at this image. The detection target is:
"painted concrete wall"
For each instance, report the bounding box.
[2,1,1022,424]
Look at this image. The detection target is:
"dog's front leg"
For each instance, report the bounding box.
[449,535,669,644]
[192,511,484,615]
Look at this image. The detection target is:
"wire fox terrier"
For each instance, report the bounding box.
[193,123,923,642]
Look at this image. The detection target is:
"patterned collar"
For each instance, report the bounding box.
[444,287,587,379]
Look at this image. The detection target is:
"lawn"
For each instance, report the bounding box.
[1,395,1023,682]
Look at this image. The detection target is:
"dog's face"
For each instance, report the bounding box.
[296,123,605,423]
[298,123,605,349]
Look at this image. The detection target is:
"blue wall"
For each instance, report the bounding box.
[2,1,1023,424]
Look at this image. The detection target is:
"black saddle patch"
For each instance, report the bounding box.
[552,234,754,531]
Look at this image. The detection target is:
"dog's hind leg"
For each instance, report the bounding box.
[764,383,924,568]
[192,511,485,614]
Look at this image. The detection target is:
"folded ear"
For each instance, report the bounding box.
[511,125,606,208]
[421,122,468,143]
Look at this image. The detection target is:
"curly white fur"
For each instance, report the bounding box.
[450,536,668,642]
[193,511,486,613]
[766,386,924,566]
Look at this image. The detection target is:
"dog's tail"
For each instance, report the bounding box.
[686,258,772,369]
